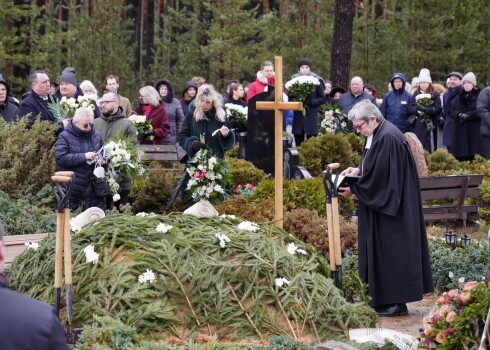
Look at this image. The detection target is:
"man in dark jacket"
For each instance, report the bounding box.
[380,73,413,133]
[0,79,19,122]
[55,106,106,211]
[0,222,68,350]
[477,86,490,159]
[94,92,137,208]
[19,70,56,127]
[442,72,463,151]
[339,76,377,131]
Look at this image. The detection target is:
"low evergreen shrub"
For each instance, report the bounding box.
[227,157,266,190]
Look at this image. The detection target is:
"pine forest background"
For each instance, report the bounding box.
[1,0,489,102]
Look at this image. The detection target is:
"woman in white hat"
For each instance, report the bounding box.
[407,68,442,152]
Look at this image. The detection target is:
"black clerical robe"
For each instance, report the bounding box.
[351,120,433,307]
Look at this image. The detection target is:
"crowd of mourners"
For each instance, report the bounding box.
[0,60,489,211]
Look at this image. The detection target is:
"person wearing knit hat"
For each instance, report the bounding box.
[407,68,442,153]
[58,67,78,99]
[290,58,327,146]
[449,72,483,161]
[442,71,464,151]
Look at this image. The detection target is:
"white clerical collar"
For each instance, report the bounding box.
[365,135,373,149]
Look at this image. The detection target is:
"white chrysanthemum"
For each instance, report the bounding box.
[156,223,173,233]
[138,269,156,284]
[237,221,259,232]
[215,233,231,248]
[83,245,99,264]
[458,277,465,283]
[25,242,40,250]
[136,212,148,217]
[113,193,121,202]
[287,242,298,255]
[275,277,291,288]
[220,214,236,219]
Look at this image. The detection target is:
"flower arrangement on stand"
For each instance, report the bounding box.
[224,104,248,132]
[186,149,230,205]
[418,277,490,349]
[318,103,349,134]
[48,94,97,121]
[285,76,320,116]
[101,137,146,202]
[128,115,154,141]
[415,94,434,130]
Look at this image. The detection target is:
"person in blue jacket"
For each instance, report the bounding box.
[380,73,413,133]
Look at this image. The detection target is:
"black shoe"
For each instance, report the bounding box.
[376,303,408,317]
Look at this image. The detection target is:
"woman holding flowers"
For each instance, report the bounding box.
[288,58,327,146]
[178,84,235,159]
[407,68,442,152]
[133,86,170,145]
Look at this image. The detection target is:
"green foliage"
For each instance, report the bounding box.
[267,335,309,350]
[0,118,58,194]
[227,157,266,191]
[6,214,376,342]
[298,134,360,178]
[426,148,461,175]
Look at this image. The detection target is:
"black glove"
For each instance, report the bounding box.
[148,129,155,136]
[191,141,207,151]
[407,104,418,115]
[303,96,312,106]
[458,113,470,124]
[406,115,417,128]
[437,115,446,128]
[417,105,432,114]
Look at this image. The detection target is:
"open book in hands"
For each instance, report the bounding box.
[331,174,360,188]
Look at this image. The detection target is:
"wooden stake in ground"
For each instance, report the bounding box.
[256,56,303,228]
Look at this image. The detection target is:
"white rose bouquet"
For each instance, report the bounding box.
[224,103,248,130]
[185,149,230,205]
[415,93,434,130]
[285,75,320,116]
[48,94,96,120]
[129,114,154,141]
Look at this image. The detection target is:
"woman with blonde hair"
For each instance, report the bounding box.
[133,86,170,145]
[178,84,234,159]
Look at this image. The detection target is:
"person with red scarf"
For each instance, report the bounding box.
[133,86,170,144]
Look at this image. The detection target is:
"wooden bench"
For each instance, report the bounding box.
[419,174,484,230]
[4,233,49,265]
[137,144,186,171]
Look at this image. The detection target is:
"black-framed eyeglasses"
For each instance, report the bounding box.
[100,100,117,105]
[82,123,94,129]
[353,120,367,131]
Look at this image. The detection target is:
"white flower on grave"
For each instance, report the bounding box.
[156,223,173,233]
[275,277,291,288]
[458,277,465,283]
[71,225,82,233]
[24,242,39,250]
[296,248,307,255]
[287,242,308,256]
[220,214,236,219]
[448,271,454,278]
[136,212,148,217]
[138,269,156,284]
[113,193,121,202]
[215,233,231,248]
[83,245,99,264]
[237,221,259,232]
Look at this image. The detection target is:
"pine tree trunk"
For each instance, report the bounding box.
[330,0,355,90]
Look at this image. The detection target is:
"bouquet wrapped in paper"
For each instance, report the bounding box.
[129,114,154,141]
[285,75,320,116]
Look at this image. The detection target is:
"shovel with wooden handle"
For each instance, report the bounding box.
[322,163,343,290]
[51,172,74,323]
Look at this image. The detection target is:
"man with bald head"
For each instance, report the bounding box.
[339,76,377,117]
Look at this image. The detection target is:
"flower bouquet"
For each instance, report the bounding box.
[101,136,146,202]
[128,114,154,141]
[48,94,97,121]
[318,103,349,134]
[224,104,248,131]
[285,75,320,116]
[235,183,254,197]
[418,277,490,349]
[415,93,434,130]
[185,149,230,205]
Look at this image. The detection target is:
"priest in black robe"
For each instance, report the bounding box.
[339,99,433,317]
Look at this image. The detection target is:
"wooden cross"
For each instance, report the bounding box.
[256,56,302,228]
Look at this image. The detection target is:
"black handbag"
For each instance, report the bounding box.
[92,177,111,198]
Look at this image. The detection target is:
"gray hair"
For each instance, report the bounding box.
[73,106,95,122]
[80,80,98,98]
[348,99,383,122]
[29,70,48,84]
[139,86,160,107]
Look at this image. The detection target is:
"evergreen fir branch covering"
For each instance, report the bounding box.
[6,213,376,342]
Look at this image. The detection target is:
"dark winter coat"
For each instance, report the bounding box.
[178,108,235,159]
[19,90,56,127]
[338,91,377,116]
[450,88,484,159]
[477,86,490,136]
[351,120,433,307]
[380,73,413,133]
[442,85,463,148]
[55,119,104,210]
[407,91,442,152]
[179,81,198,116]
[290,72,327,136]
[0,276,68,350]
[225,97,247,107]
[54,86,101,119]
[133,101,171,145]
[0,102,19,122]
[154,80,185,145]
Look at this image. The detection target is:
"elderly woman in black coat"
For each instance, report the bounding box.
[55,106,106,211]
[290,58,328,146]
